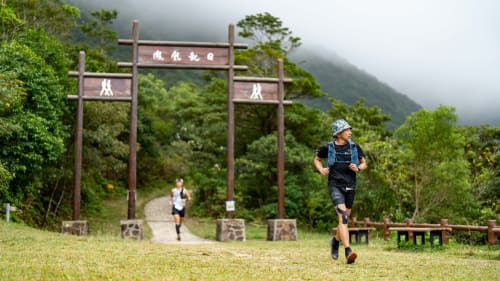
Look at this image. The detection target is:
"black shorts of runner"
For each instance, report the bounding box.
[171,207,185,217]
[328,183,356,209]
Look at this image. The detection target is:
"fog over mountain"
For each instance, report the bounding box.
[70,0,500,126]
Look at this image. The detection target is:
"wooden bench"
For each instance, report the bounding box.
[332,227,376,244]
[388,227,452,248]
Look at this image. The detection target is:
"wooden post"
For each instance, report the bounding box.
[72,51,85,221]
[440,218,450,244]
[276,59,285,219]
[226,24,235,219]
[364,217,371,227]
[383,217,390,240]
[351,217,358,227]
[406,218,414,241]
[127,20,140,219]
[487,220,497,246]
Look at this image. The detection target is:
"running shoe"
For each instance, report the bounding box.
[330,236,339,260]
[345,247,357,264]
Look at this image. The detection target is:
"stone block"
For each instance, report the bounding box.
[120,219,144,240]
[61,220,88,236]
[216,219,246,242]
[267,219,297,241]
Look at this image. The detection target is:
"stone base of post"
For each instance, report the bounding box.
[61,220,88,236]
[267,219,297,241]
[216,219,246,241]
[120,219,144,240]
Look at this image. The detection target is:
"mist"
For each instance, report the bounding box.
[70,0,500,126]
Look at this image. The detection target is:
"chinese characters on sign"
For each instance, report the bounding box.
[139,45,228,65]
[152,50,164,61]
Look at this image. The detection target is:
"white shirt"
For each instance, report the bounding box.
[171,187,186,210]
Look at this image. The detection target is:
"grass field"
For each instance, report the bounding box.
[1,189,499,280]
[1,218,499,281]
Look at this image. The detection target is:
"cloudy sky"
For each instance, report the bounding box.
[78,0,499,125]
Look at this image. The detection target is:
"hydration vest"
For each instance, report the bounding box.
[327,140,359,167]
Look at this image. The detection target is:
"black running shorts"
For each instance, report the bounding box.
[328,183,356,209]
[171,207,185,217]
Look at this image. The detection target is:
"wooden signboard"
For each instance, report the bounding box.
[82,77,131,98]
[138,45,229,66]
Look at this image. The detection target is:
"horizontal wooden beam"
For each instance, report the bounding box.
[234,76,293,83]
[68,71,132,78]
[67,95,132,102]
[118,39,248,49]
[117,62,248,70]
[232,99,292,105]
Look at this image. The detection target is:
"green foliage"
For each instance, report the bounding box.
[6,0,80,40]
[0,38,69,208]
[462,125,500,221]
[0,3,497,232]
[359,139,412,221]
[79,9,118,55]
[235,13,323,101]
[395,106,475,222]
[0,161,13,199]
[136,74,177,186]
[0,3,23,42]
[81,102,129,180]
[237,12,301,53]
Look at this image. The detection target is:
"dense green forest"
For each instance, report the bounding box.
[0,1,498,235]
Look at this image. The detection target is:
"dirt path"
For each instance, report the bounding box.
[144,196,213,244]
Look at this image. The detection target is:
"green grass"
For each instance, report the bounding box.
[186,217,272,240]
[1,219,499,281]
[85,187,170,239]
[2,191,499,280]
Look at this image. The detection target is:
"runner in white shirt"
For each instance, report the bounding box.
[170,178,192,241]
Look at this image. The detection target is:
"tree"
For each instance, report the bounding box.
[329,98,392,143]
[236,12,323,100]
[0,3,23,42]
[237,12,301,54]
[5,0,80,40]
[79,9,118,56]
[0,71,23,201]
[462,125,500,221]
[0,37,70,226]
[231,12,325,158]
[395,106,474,222]
[136,73,178,187]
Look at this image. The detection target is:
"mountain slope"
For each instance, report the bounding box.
[292,49,421,129]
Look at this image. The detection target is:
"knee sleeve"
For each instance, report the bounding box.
[336,207,348,225]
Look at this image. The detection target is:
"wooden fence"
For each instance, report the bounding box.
[350,217,500,246]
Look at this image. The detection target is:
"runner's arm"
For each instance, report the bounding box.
[314,156,329,176]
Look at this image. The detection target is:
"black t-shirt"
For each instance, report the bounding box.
[315,142,365,185]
